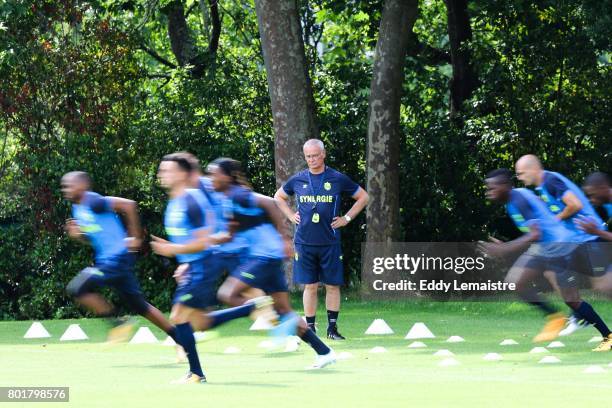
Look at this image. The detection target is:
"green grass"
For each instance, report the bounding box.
[2,300,612,408]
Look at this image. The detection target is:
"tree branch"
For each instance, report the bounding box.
[139,45,178,68]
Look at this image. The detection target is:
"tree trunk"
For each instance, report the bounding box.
[445,0,477,117]
[254,0,318,286]
[253,0,319,188]
[366,0,418,243]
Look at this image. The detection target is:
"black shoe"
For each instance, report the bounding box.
[327,327,346,340]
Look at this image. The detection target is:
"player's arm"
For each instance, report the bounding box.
[107,197,143,251]
[64,219,88,244]
[331,187,369,229]
[479,223,540,258]
[575,215,612,241]
[254,193,293,258]
[150,228,211,257]
[150,195,211,257]
[274,187,300,224]
[555,191,583,221]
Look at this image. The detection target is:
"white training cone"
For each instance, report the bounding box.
[60,324,88,341]
[588,336,603,343]
[404,322,435,339]
[338,351,354,360]
[483,353,503,361]
[529,347,549,354]
[407,341,427,349]
[162,336,176,346]
[539,356,561,364]
[224,346,241,354]
[369,346,387,354]
[499,339,518,346]
[250,316,274,330]
[24,322,51,339]
[438,358,459,367]
[547,341,565,348]
[129,327,158,344]
[365,319,394,335]
[433,349,454,357]
[583,365,605,374]
[446,336,465,343]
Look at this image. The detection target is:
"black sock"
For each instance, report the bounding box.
[300,328,331,356]
[306,315,316,332]
[166,326,178,343]
[571,310,584,321]
[208,303,255,328]
[327,310,339,331]
[175,323,204,377]
[575,301,611,337]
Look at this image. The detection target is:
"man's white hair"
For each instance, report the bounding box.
[303,138,325,152]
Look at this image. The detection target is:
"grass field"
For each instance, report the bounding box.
[2,300,612,408]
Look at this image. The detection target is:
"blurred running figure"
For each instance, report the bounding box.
[61,171,176,344]
[210,158,337,369]
[516,156,609,339]
[152,154,274,384]
[482,169,611,350]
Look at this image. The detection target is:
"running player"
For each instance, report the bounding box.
[482,169,612,349]
[209,158,337,368]
[515,156,609,339]
[61,171,176,343]
[152,153,274,384]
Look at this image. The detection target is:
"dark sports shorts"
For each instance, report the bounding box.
[215,251,245,275]
[173,257,223,309]
[509,248,578,288]
[230,257,288,293]
[67,252,149,314]
[293,243,343,285]
[570,240,612,277]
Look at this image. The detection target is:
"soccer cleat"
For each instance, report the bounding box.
[308,349,337,370]
[270,313,299,347]
[327,327,346,340]
[533,313,567,343]
[247,296,278,325]
[559,315,590,336]
[592,334,612,352]
[170,372,207,384]
[106,318,135,344]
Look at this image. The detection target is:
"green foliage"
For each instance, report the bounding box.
[1,0,610,319]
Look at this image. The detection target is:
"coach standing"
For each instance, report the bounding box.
[274,139,368,340]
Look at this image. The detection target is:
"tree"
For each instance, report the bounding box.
[253,0,319,187]
[366,0,419,243]
[445,0,478,117]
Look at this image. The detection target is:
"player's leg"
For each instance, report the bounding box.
[66,267,114,315]
[111,254,180,343]
[505,254,565,342]
[295,244,320,332]
[557,283,612,351]
[544,270,589,336]
[169,303,206,383]
[321,244,344,339]
[262,253,336,368]
[66,266,134,341]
